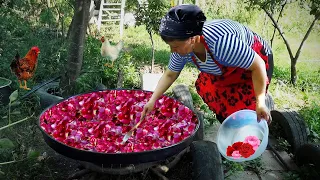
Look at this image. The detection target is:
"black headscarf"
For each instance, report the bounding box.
[159,4,206,39]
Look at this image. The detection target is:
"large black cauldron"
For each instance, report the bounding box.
[38,89,199,165]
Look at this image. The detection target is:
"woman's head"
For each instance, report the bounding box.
[162,36,196,55]
[159,4,206,55]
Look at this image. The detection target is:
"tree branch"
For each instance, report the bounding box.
[0,113,35,131]
[293,13,320,66]
[0,158,27,165]
[148,30,155,73]
[270,1,287,47]
[263,7,294,60]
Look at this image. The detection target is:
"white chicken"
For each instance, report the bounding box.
[100,36,123,68]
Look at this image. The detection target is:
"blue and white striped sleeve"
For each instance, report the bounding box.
[168,53,186,72]
[214,33,255,69]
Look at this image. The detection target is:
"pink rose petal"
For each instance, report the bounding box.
[231,150,242,159]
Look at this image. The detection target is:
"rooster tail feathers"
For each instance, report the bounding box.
[15,51,20,61]
[10,61,17,70]
[116,41,124,51]
[10,52,19,72]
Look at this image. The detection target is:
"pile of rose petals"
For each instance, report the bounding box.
[226,136,261,159]
[40,90,198,153]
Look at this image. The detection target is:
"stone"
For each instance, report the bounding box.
[204,122,220,143]
[260,171,285,180]
[227,171,259,180]
[275,151,299,170]
[261,150,285,171]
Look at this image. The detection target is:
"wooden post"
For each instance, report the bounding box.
[89,0,96,22]
[97,0,104,32]
[119,0,126,38]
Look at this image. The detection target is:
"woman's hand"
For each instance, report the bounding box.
[141,100,156,117]
[256,103,272,125]
[141,69,180,118]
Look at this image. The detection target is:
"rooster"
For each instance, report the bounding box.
[10,46,40,90]
[100,36,123,68]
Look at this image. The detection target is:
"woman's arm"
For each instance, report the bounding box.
[142,69,180,116]
[248,53,267,104]
[248,53,270,122]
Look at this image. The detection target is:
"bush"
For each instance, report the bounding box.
[299,102,320,143]
[76,36,141,93]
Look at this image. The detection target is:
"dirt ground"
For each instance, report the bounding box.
[40,145,193,180]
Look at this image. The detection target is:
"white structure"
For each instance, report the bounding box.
[142,73,163,92]
[90,0,126,38]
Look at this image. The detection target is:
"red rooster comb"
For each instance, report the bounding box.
[101,36,105,42]
[31,46,40,53]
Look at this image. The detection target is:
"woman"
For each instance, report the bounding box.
[142,4,273,123]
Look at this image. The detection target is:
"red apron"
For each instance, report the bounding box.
[194,35,269,119]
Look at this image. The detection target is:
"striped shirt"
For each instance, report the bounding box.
[168,19,272,75]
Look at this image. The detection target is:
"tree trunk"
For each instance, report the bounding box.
[66,0,76,39]
[60,0,90,97]
[148,30,155,73]
[61,15,65,38]
[290,62,297,85]
[67,16,75,40]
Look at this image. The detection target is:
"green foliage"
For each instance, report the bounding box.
[0,138,15,149]
[0,138,15,163]
[0,0,72,86]
[223,160,244,179]
[245,0,285,11]
[39,8,56,26]
[134,0,169,35]
[9,90,19,103]
[301,0,320,16]
[283,171,301,180]
[127,0,169,35]
[299,102,320,142]
[27,149,40,159]
[224,157,263,179]
[205,0,255,23]
[0,94,39,165]
[199,103,218,126]
[242,157,264,172]
[76,37,141,93]
[275,137,291,152]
